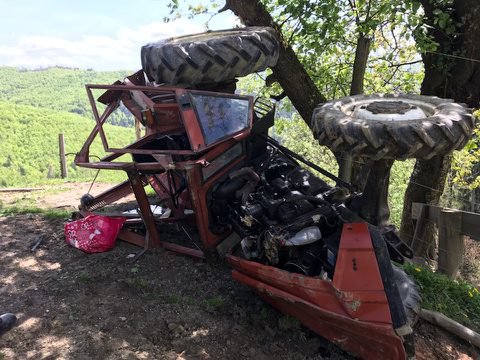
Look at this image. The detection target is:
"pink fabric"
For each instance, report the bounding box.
[64,215,126,253]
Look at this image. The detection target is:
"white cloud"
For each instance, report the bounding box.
[0,18,204,70]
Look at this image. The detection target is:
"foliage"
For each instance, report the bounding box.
[451,110,480,190]
[0,101,132,186]
[0,67,133,127]
[265,0,424,97]
[169,0,424,99]
[404,262,480,332]
[203,296,225,309]
[273,114,338,185]
[389,160,415,226]
[0,66,146,187]
[441,110,480,211]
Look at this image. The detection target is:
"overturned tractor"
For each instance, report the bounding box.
[73,27,474,359]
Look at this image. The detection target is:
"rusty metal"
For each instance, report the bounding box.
[75,80,252,255]
[80,180,135,213]
[227,223,407,360]
[126,166,161,248]
[74,74,413,359]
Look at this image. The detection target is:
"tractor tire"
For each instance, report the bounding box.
[393,264,421,327]
[141,27,279,86]
[312,94,475,160]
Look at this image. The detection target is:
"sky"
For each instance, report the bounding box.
[0,0,237,70]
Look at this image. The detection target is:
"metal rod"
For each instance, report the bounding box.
[86,86,110,151]
[265,136,354,191]
[126,167,161,248]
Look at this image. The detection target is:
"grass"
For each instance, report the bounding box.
[248,306,274,325]
[77,273,91,283]
[278,315,301,331]
[165,295,180,304]
[0,205,71,219]
[403,262,480,332]
[204,296,225,309]
[126,277,150,291]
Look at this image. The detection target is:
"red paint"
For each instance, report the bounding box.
[226,223,406,359]
[75,79,409,359]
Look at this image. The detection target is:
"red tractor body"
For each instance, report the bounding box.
[74,72,415,359]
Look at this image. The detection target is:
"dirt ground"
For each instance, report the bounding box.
[0,184,479,359]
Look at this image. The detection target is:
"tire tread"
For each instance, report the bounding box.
[141,27,279,86]
[312,94,474,159]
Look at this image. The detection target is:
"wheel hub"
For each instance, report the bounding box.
[352,100,427,121]
[366,101,412,114]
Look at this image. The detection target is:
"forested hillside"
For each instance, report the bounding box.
[0,67,133,126]
[0,67,136,186]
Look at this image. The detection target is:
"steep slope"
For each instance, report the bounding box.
[0,101,135,186]
[0,67,132,126]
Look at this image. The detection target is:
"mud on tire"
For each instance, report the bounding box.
[312,94,475,160]
[141,27,279,86]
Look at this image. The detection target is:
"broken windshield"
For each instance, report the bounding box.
[190,93,250,145]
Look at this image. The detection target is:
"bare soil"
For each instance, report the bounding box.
[0,183,132,211]
[0,185,478,359]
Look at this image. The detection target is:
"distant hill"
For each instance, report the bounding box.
[0,101,135,186]
[0,66,138,187]
[0,67,133,126]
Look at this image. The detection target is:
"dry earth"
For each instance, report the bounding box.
[0,184,479,359]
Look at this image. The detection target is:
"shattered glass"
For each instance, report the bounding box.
[190,94,250,145]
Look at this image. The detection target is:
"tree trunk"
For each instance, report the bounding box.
[350,34,371,96]
[224,1,371,192]
[400,155,452,246]
[400,0,480,250]
[339,34,372,185]
[420,0,480,107]
[222,0,326,127]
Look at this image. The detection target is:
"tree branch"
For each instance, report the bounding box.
[365,0,372,22]
[226,0,327,126]
[419,309,480,348]
[218,0,231,13]
[388,60,423,68]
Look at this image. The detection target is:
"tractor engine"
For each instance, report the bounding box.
[210,149,347,278]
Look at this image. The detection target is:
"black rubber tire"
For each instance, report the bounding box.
[393,264,421,328]
[312,94,475,160]
[80,193,94,208]
[141,27,279,86]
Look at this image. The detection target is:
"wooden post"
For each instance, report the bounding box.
[59,133,67,178]
[437,209,464,279]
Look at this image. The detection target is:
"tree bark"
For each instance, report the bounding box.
[419,309,480,348]
[339,34,372,185]
[350,34,371,96]
[400,155,452,247]
[222,0,326,127]
[401,0,480,250]
[419,0,480,107]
